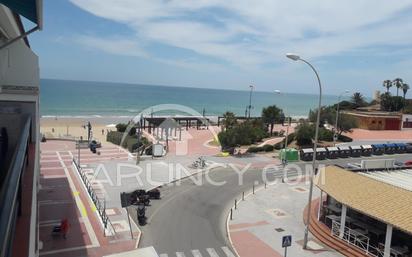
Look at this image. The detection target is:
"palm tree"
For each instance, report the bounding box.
[383,80,392,93]
[393,78,403,96]
[221,111,237,131]
[261,105,282,135]
[351,92,366,108]
[403,83,410,100]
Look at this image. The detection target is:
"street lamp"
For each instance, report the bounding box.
[275,90,290,163]
[275,90,291,184]
[248,85,254,119]
[333,90,349,146]
[286,53,322,249]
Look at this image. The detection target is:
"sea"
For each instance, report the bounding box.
[40,79,340,120]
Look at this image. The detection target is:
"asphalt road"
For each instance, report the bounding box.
[133,153,412,256]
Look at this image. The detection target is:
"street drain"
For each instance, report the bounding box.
[275,228,284,232]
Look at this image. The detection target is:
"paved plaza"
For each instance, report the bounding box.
[229,179,342,257]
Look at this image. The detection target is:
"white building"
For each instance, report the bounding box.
[0,1,42,257]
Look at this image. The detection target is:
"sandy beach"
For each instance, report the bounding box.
[40,116,134,143]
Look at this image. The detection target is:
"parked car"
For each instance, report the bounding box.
[405,160,412,166]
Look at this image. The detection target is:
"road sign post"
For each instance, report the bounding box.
[282,235,292,257]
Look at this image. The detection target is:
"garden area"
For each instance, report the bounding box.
[106,123,151,153]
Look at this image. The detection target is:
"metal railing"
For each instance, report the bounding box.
[331,220,386,257]
[72,159,116,236]
[0,116,31,257]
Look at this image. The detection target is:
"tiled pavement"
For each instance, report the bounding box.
[38,141,138,257]
[228,180,342,257]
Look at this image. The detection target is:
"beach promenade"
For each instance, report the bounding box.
[38,140,139,257]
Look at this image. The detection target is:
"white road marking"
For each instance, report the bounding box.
[40,245,94,256]
[222,247,236,257]
[206,248,219,257]
[191,249,203,257]
[159,254,168,257]
[56,151,100,247]
[176,252,186,257]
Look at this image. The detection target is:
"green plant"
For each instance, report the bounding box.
[221,111,237,131]
[262,144,274,152]
[218,120,267,148]
[261,105,283,135]
[116,123,128,132]
[247,146,264,153]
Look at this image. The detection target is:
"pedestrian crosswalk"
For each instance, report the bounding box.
[159,246,236,257]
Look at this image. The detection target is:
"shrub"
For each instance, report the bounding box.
[319,128,334,141]
[218,121,267,149]
[274,133,295,150]
[262,144,274,152]
[338,134,353,142]
[106,131,123,145]
[129,127,137,136]
[247,146,264,153]
[116,123,128,132]
[107,130,149,153]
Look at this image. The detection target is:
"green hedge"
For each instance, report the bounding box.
[247,146,264,153]
[247,133,296,153]
[106,131,124,145]
[262,144,274,152]
[106,131,149,153]
[338,134,353,142]
[274,133,295,150]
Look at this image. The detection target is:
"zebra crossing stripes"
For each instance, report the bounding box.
[221,247,236,257]
[206,248,219,257]
[159,246,236,257]
[191,249,202,257]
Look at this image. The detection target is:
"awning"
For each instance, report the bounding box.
[0,0,42,27]
[316,166,412,234]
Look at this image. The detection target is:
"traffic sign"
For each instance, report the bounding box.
[282,235,292,248]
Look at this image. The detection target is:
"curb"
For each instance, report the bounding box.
[136,162,221,247]
[225,182,269,257]
[226,173,312,257]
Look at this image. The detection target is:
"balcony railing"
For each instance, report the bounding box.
[0,116,31,257]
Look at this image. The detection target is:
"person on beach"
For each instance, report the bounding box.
[101,129,104,135]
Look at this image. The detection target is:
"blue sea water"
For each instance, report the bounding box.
[40,79,340,118]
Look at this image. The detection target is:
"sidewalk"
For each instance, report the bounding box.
[38,140,138,257]
[228,180,342,257]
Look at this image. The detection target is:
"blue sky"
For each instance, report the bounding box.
[28,0,412,96]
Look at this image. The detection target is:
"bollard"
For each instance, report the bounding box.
[265,182,267,189]
[230,208,233,220]
[235,199,237,210]
[253,184,255,194]
[242,191,245,201]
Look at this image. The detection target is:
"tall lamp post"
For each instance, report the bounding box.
[333,90,349,146]
[274,90,290,165]
[248,85,254,119]
[286,53,322,249]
